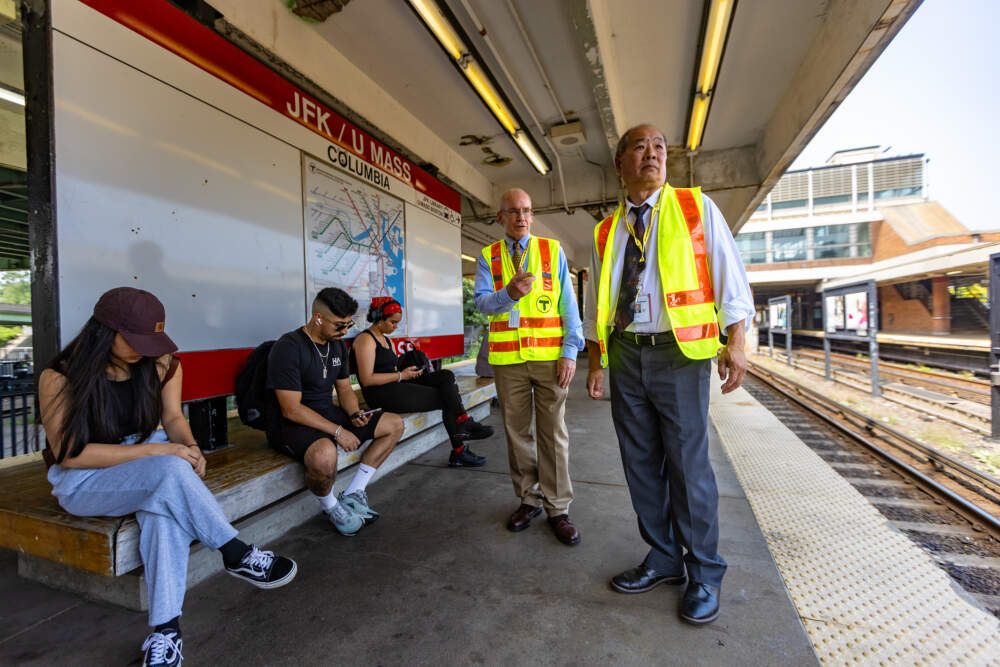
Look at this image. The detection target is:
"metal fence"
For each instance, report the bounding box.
[0,376,40,459]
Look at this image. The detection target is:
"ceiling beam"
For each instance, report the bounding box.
[567,0,624,157]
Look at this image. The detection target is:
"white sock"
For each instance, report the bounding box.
[345,463,376,496]
[315,490,339,512]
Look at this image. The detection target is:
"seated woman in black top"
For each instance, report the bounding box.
[37,287,296,667]
[351,297,492,467]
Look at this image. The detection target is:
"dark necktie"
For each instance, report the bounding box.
[614,204,649,330]
[511,241,524,273]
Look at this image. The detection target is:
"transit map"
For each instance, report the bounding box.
[303,155,406,334]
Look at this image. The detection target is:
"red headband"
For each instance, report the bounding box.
[371,297,402,316]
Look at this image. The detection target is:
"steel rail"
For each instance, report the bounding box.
[796,348,988,396]
[747,362,1000,536]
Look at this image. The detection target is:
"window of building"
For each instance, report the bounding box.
[856,222,872,257]
[772,228,806,262]
[736,231,767,264]
[813,224,852,259]
[771,198,807,211]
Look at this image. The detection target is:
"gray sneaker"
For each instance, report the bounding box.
[338,489,380,524]
[326,502,364,536]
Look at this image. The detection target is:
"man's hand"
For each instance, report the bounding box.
[586,368,605,399]
[717,343,747,394]
[334,427,361,451]
[506,271,535,300]
[556,357,576,389]
[350,411,371,427]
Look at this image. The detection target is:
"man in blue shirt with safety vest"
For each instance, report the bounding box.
[474,188,585,546]
[583,124,754,625]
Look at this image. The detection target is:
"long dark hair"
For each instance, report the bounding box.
[45,317,166,462]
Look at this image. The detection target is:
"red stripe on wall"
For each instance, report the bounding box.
[175,334,464,402]
[78,0,460,213]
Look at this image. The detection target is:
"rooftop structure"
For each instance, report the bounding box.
[737,149,999,335]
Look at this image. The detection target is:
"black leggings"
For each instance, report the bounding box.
[362,369,466,444]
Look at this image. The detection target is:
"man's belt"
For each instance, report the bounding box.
[613,329,676,346]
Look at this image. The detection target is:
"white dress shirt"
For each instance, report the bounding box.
[582,187,754,340]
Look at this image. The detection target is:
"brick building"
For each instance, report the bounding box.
[737,147,996,335]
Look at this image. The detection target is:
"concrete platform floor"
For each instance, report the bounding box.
[0,371,816,666]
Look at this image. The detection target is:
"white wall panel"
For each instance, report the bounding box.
[53,33,305,350]
[405,205,462,337]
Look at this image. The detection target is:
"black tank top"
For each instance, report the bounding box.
[102,378,140,442]
[350,329,398,379]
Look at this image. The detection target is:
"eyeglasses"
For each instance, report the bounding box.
[500,207,533,217]
[331,320,355,332]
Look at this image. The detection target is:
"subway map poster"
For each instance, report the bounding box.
[302,155,406,335]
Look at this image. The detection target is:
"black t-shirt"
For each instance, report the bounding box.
[267,328,348,411]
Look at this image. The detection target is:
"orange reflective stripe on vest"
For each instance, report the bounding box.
[489,316,563,333]
[489,241,504,291]
[596,215,614,263]
[538,238,553,291]
[674,322,719,342]
[664,189,715,308]
[489,336,563,353]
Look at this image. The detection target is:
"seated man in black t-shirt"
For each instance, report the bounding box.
[266,287,405,536]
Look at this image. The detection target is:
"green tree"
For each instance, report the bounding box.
[0,270,30,304]
[462,277,487,328]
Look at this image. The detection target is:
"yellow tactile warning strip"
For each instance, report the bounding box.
[709,381,1000,665]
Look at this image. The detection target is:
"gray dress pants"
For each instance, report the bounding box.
[608,333,727,587]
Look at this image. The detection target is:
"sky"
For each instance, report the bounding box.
[790,0,999,230]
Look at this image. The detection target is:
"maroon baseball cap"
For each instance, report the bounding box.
[93,287,178,357]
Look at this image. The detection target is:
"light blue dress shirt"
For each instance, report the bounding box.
[582,188,755,340]
[474,235,584,360]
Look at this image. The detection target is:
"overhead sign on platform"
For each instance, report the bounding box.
[79,0,461,224]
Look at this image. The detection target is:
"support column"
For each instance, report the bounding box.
[931,276,951,334]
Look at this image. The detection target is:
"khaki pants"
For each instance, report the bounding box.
[493,360,572,516]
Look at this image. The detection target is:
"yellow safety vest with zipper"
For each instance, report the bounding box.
[592,185,722,367]
[482,236,564,365]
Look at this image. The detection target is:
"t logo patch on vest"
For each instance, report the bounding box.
[535,294,553,313]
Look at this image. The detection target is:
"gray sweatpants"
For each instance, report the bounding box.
[47,431,237,626]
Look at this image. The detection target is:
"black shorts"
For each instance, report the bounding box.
[268,404,383,460]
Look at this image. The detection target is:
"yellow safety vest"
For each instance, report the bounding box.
[592,185,722,367]
[482,236,564,365]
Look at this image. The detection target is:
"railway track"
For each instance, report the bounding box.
[744,363,1000,618]
[795,348,989,405]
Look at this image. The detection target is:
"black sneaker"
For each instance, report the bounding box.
[142,629,182,667]
[454,419,494,441]
[225,545,297,589]
[449,446,487,467]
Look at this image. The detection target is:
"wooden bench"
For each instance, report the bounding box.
[0,375,496,611]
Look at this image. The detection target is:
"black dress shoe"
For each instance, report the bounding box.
[680,582,721,625]
[610,564,686,594]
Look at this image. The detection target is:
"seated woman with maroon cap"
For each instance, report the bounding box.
[37,287,297,667]
[351,297,493,467]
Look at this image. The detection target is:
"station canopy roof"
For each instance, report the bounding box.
[197,0,921,267]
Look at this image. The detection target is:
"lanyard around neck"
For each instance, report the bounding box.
[623,187,667,263]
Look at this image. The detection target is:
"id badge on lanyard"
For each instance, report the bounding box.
[633,292,652,324]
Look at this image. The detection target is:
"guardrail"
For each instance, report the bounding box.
[0,377,39,459]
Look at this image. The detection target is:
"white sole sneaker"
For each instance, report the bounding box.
[226,559,298,589]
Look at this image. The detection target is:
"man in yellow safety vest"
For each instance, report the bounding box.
[583,125,754,625]
[474,188,585,546]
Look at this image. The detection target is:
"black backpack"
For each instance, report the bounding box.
[234,340,278,431]
[398,347,433,375]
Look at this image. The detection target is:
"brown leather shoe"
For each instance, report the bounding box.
[548,514,581,546]
[507,504,543,532]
